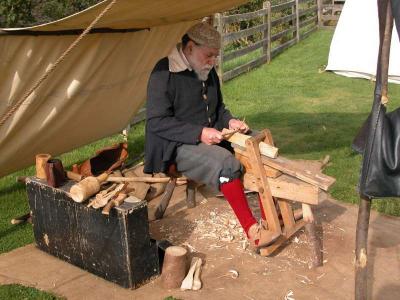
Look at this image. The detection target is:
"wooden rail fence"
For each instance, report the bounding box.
[215,0,319,82]
[317,0,345,27]
[128,0,345,128]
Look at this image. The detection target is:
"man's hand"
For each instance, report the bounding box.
[229,119,249,133]
[200,128,223,145]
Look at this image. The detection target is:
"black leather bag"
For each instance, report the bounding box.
[357,0,400,198]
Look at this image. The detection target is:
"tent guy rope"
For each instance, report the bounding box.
[0,0,118,128]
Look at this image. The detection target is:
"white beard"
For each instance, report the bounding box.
[194,67,212,81]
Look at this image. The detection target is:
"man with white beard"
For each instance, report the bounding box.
[144,22,279,249]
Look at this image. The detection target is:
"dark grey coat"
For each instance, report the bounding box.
[144,57,233,174]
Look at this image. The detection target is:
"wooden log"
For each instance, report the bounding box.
[222,129,278,158]
[161,246,188,289]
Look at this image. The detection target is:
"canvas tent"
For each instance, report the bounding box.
[0,0,247,178]
[326,0,400,83]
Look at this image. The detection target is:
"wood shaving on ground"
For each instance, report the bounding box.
[284,290,295,300]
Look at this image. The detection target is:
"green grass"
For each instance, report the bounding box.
[222,28,400,216]
[1,29,399,273]
[0,284,62,299]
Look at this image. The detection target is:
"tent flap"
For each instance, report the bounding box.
[0,0,247,177]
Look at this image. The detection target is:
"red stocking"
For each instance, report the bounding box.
[220,179,257,237]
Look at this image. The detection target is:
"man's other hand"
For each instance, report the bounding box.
[229,119,249,133]
[200,128,223,145]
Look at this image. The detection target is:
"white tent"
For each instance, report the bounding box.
[326,0,400,83]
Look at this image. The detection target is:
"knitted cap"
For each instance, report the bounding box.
[186,22,221,49]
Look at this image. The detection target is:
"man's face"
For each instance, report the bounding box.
[186,41,219,81]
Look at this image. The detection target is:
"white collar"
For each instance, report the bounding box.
[168,43,192,73]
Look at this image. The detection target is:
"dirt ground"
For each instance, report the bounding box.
[1,185,400,300]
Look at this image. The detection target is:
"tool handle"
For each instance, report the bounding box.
[102,193,127,215]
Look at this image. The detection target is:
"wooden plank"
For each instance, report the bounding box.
[271,27,296,43]
[271,1,295,13]
[299,6,318,18]
[300,15,318,28]
[224,23,267,45]
[259,220,305,256]
[222,54,268,81]
[243,173,321,205]
[300,26,317,40]
[271,13,296,27]
[271,38,297,58]
[222,8,267,24]
[215,13,224,81]
[295,0,300,42]
[234,147,335,191]
[223,39,267,62]
[323,4,344,11]
[277,198,296,228]
[321,15,340,21]
[245,138,281,234]
[223,129,278,158]
[265,1,272,63]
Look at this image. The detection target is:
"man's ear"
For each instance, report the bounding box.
[186,41,195,54]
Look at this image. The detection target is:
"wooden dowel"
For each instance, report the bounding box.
[106,176,187,184]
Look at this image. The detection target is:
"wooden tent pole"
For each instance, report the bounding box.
[355,196,371,300]
[355,1,393,299]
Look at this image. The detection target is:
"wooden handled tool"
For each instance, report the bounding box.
[102,192,127,215]
[69,172,108,203]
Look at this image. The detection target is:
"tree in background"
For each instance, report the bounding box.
[0,0,34,28]
[0,0,102,28]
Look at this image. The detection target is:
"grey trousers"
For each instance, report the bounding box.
[175,143,243,190]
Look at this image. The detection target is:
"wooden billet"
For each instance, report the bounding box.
[235,147,335,191]
[222,129,278,158]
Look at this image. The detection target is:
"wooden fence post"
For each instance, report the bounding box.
[295,0,300,42]
[264,1,271,63]
[317,0,323,27]
[214,13,224,83]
